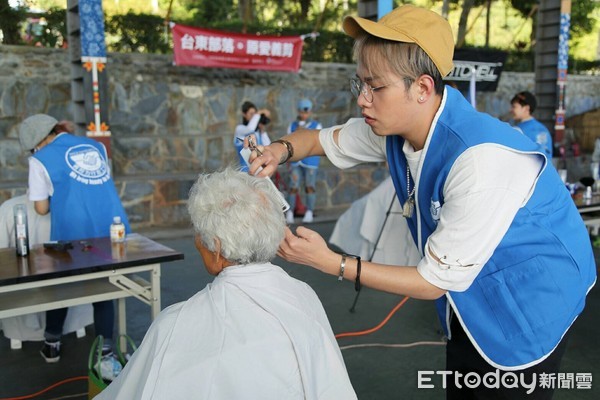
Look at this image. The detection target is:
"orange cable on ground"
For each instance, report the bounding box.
[0,376,88,400]
[335,296,410,339]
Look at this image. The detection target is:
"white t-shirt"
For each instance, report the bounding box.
[28,156,53,201]
[319,111,542,292]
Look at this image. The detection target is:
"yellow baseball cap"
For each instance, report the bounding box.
[343,4,455,77]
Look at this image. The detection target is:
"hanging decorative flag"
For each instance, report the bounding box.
[171,23,304,72]
[554,4,570,134]
[80,0,110,137]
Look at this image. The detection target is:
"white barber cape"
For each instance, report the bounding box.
[96,262,356,400]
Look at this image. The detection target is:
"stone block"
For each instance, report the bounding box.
[1,80,27,118]
[109,110,143,136]
[156,179,195,205]
[0,140,28,179]
[125,199,152,225]
[25,84,49,113]
[121,181,155,202]
[0,118,19,139]
[331,178,361,206]
[206,137,225,171]
[131,94,167,116]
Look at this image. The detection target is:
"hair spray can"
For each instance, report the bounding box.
[13,204,29,257]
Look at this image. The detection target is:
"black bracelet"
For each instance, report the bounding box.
[272,139,294,164]
[341,253,362,292]
[354,256,362,292]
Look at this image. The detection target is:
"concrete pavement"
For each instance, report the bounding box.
[0,220,598,399]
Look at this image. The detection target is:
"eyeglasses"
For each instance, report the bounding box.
[349,77,406,103]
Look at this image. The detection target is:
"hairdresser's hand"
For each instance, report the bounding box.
[278,226,340,276]
[246,138,287,178]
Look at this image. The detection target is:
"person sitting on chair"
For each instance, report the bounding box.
[96,167,356,400]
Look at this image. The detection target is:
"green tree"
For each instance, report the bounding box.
[182,0,236,25]
[455,0,491,48]
[510,0,598,39]
[106,12,170,53]
[38,7,68,47]
[0,0,26,44]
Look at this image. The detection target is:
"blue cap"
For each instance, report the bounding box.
[297,98,313,111]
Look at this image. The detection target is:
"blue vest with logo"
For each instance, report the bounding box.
[34,134,130,241]
[518,118,553,160]
[387,87,596,369]
[289,120,321,169]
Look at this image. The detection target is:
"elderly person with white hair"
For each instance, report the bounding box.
[96,167,356,400]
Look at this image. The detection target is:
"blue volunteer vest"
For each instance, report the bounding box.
[518,118,553,160]
[289,120,321,169]
[34,134,130,241]
[387,87,596,369]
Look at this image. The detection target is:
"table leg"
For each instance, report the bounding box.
[151,265,161,319]
[118,298,126,352]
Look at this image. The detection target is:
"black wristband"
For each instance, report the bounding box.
[354,256,362,292]
[272,139,294,164]
[341,253,362,292]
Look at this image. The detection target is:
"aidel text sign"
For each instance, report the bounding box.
[446,49,507,92]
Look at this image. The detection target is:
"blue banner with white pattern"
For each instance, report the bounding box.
[557,13,570,70]
[79,0,107,59]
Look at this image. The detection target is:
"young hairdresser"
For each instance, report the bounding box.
[285,98,323,224]
[510,91,553,160]
[19,114,130,380]
[244,5,596,399]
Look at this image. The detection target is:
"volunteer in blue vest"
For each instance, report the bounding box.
[510,91,553,160]
[285,98,323,224]
[19,114,130,380]
[243,5,596,399]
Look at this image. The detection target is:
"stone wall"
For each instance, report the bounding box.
[0,45,388,228]
[1,45,599,228]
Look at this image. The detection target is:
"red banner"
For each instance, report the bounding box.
[171,24,304,72]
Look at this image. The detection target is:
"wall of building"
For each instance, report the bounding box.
[1,45,599,228]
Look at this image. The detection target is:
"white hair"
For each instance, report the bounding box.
[187,167,286,264]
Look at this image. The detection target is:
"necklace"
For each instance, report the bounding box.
[402,164,416,218]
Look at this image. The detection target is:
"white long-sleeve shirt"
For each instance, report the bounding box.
[319,114,542,292]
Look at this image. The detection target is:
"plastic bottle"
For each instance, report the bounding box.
[110,216,126,243]
[13,204,29,256]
